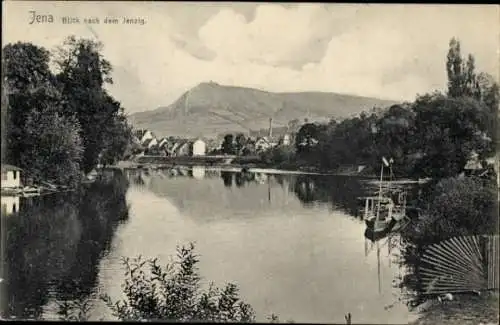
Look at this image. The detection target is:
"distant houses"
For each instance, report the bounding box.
[132,128,211,157]
[131,126,293,158]
[255,137,273,152]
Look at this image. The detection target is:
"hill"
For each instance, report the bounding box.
[128,81,399,138]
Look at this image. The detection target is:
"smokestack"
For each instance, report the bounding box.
[269,117,272,138]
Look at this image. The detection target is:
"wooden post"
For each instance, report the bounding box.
[364,197,369,220]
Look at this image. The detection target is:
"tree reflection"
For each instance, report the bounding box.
[1,170,130,320]
[292,175,368,216]
[221,171,233,187]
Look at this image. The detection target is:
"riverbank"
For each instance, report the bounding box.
[410,292,499,325]
[112,159,381,178]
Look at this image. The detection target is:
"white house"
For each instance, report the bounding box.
[192,139,206,156]
[141,130,154,144]
[1,195,20,216]
[158,138,169,149]
[281,134,291,146]
[1,164,22,188]
[147,138,159,149]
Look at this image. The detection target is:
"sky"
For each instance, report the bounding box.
[2,2,499,114]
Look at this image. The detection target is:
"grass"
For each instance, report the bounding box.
[411,292,499,325]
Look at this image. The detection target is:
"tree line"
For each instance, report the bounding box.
[290,37,498,179]
[2,36,133,187]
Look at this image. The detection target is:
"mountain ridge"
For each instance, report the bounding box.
[128,81,400,138]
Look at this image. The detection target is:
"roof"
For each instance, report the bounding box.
[134,129,147,139]
[464,160,483,170]
[1,164,22,172]
[143,138,154,147]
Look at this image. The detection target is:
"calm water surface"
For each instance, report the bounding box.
[1,167,418,323]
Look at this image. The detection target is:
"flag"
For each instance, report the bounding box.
[382,157,390,167]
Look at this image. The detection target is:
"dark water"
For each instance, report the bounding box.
[0,167,420,323]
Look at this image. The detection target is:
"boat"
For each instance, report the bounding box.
[360,158,410,238]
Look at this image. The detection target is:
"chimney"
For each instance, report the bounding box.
[268,117,273,138]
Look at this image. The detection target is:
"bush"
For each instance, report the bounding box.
[403,176,497,244]
[260,146,296,167]
[100,243,256,322]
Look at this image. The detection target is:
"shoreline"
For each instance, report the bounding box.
[110,159,383,178]
[110,160,430,184]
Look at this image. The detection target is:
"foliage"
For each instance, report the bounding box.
[234,133,247,155]
[222,134,235,155]
[22,109,84,186]
[402,176,497,244]
[57,298,92,321]
[54,36,128,173]
[276,37,498,178]
[287,118,301,134]
[260,145,296,167]
[446,38,481,99]
[295,122,326,155]
[2,171,130,320]
[2,37,133,185]
[409,94,490,178]
[99,112,133,166]
[2,42,84,185]
[100,243,256,322]
[446,38,499,145]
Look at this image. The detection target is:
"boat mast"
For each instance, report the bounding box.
[376,162,384,221]
[377,240,381,294]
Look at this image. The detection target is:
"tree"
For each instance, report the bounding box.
[476,72,500,150]
[2,42,63,167]
[295,123,324,154]
[99,111,133,167]
[234,133,246,155]
[410,94,489,178]
[372,104,417,175]
[287,118,301,133]
[54,36,121,173]
[2,42,84,186]
[446,37,498,151]
[221,134,234,155]
[100,243,255,322]
[446,37,483,100]
[403,176,497,244]
[22,109,84,187]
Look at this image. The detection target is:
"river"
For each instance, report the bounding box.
[0,167,420,323]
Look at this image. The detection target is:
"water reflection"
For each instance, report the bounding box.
[127,166,369,217]
[1,165,434,322]
[1,170,130,320]
[1,195,20,216]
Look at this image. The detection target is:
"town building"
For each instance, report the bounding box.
[1,164,22,188]
[192,139,206,156]
[171,140,191,157]
[140,130,155,144]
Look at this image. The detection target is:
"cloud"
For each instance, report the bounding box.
[2,2,498,113]
[198,4,337,69]
[170,33,216,61]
